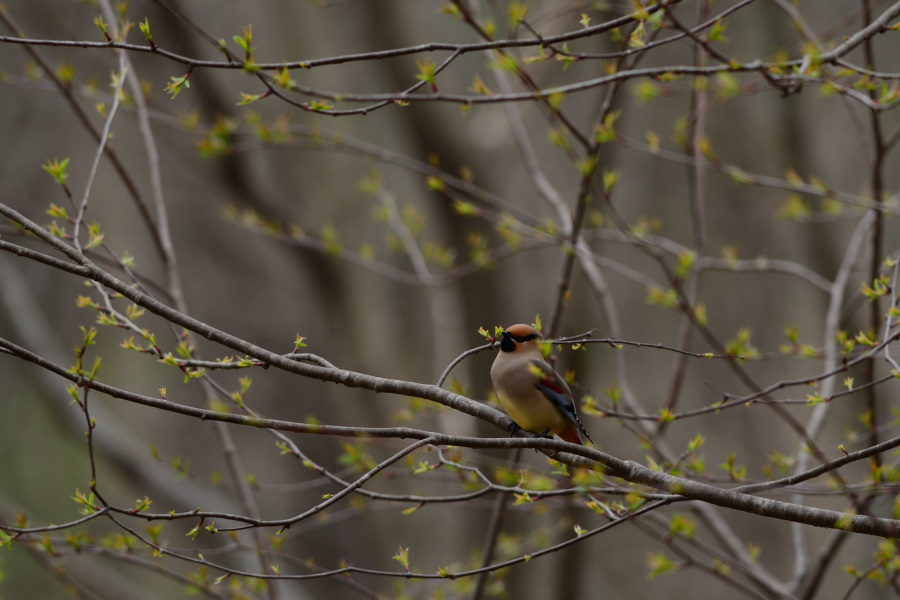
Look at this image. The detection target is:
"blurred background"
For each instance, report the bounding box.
[2,1,900,598]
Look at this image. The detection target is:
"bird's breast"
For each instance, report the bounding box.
[490,356,568,434]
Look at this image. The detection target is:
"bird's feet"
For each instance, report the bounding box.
[534,429,551,453]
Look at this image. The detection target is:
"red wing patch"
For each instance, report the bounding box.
[538,374,565,394]
[531,360,593,446]
[530,360,567,394]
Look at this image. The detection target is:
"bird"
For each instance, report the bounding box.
[490,324,592,446]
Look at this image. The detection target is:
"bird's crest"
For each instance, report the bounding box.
[504,324,541,340]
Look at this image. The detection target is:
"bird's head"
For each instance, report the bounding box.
[499,324,542,353]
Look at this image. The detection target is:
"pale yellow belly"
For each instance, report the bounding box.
[497,391,569,435]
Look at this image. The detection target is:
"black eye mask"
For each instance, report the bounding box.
[499,331,540,352]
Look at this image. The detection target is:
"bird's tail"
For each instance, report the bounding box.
[559,424,590,446]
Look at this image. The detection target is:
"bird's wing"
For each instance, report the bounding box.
[531,360,593,445]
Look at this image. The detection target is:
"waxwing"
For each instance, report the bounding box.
[490,324,592,446]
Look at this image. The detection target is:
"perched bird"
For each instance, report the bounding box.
[490,324,592,446]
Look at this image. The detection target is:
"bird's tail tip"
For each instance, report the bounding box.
[560,424,592,446]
